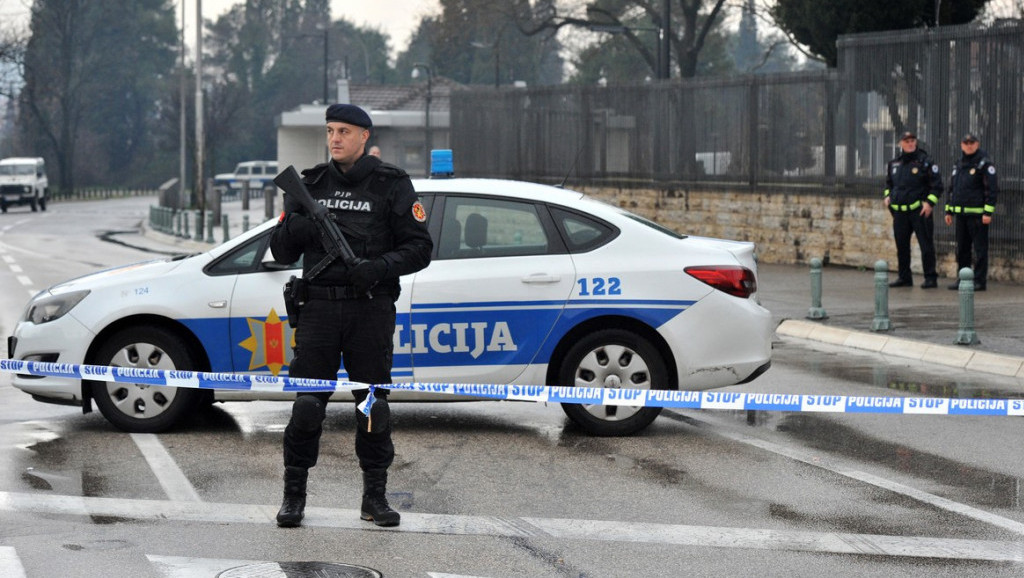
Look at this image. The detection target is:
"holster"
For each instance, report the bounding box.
[283,275,308,328]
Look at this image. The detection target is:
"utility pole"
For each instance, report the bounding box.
[179,0,187,210]
[194,0,205,227]
[660,0,671,79]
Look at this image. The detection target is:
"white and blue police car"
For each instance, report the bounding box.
[9,164,772,436]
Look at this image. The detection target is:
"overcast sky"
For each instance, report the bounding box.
[0,0,441,60]
[192,0,441,59]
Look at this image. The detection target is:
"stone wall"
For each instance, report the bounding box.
[577,185,1024,284]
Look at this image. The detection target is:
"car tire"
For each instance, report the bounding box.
[90,326,201,433]
[558,328,668,436]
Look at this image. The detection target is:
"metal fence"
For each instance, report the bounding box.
[450,20,1024,260]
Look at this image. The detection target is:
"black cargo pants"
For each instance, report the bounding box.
[283,296,396,472]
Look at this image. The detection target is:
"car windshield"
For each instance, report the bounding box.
[0,164,35,176]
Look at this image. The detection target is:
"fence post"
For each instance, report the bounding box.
[871,260,892,331]
[806,257,828,320]
[955,267,979,345]
[221,214,229,242]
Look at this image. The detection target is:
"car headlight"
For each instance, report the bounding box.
[24,290,90,324]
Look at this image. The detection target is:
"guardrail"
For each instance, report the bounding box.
[51,188,156,201]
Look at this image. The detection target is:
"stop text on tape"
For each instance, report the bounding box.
[2,359,1022,417]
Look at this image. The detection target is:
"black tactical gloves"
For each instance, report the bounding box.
[349,259,388,294]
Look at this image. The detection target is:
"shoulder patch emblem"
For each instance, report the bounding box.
[988,165,996,175]
[932,164,939,173]
[412,201,427,223]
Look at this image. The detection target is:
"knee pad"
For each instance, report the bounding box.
[355,397,390,434]
[291,395,326,432]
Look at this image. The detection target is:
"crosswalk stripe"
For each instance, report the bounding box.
[1,491,1020,562]
[0,546,28,578]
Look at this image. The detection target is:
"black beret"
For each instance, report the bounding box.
[325,104,372,128]
[961,133,978,143]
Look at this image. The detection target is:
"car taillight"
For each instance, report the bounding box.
[685,266,757,298]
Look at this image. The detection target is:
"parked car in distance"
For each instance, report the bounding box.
[0,157,48,213]
[212,160,278,199]
[8,177,773,436]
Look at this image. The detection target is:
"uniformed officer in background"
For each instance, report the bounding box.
[884,131,942,288]
[270,103,433,528]
[944,133,998,291]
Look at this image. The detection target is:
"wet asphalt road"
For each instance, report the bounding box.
[0,197,1021,577]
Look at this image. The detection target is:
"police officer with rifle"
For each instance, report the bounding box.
[270,103,432,528]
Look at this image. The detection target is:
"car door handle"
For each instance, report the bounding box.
[521,274,560,284]
[208,300,227,309]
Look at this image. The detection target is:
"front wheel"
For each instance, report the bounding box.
[90,326,201,433]
[558,328,668,436]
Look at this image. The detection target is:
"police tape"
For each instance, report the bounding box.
[2,359,1023,417]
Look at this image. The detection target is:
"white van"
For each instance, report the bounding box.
[0,157,49,213]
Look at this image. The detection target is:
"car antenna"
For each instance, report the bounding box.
[555,143,585,189]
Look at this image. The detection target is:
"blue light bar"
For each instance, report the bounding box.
[430,149,454,178]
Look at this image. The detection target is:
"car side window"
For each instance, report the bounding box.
[549,207,618,253]
[206,232,301,275]
[438,197,548,259]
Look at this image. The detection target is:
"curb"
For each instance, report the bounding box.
[776,319,1024,380]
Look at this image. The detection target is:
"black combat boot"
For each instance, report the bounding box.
[276,466,308,528]
[360,468,400,527]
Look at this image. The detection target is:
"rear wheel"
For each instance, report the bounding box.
[90,326,200,433]
[558,328,668,436]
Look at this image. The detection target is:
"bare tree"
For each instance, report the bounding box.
[519,0,729,79]
[0,18,26,98]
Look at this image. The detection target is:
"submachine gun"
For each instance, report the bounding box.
[273,165,368,326]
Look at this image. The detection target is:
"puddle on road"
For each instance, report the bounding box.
[728,343,1024,511]
[773,413,1021,510]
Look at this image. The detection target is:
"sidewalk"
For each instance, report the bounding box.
[132,200,1024,380]
[757,263,1024,379]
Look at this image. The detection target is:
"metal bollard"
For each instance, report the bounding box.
[194,211,203,241]
[871,260,891,331]
[242,214,250,233]
[183,210,190,239]
[955,267,979,345]
[806,257,828,320]
[206,211,215,243]
[221,214,229,242]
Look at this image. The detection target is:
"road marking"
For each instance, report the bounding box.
[674,411,1024,536]
[0,546,27,578]
[16,275,32,286]
[131,433,202,502]
[148,555,492,578]
[0,491,1020,562]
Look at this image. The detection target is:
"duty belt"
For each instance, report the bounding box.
[307,285,368,300]
[890,200,922,212]
[947,206,985,214]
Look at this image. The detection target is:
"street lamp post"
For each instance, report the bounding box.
[321,26,328,103]
[586,22,664,80]
[411,63,433,175]
[292,26,329,103]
